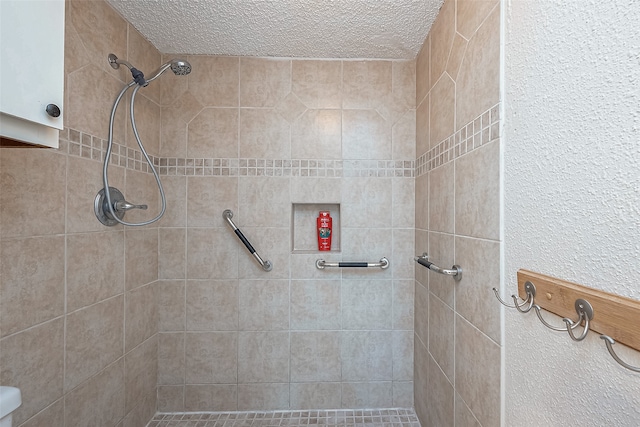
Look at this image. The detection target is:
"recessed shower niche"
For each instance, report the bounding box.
[291,203,340,253]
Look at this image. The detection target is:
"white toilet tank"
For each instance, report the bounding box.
[0,387,21,427]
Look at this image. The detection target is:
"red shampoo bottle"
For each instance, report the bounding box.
[317,211,332,251]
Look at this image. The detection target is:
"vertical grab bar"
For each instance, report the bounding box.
[223,210,272,271]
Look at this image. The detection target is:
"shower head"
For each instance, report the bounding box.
[146,58,192,83]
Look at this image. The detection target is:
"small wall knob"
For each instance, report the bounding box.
[45,104,61,118]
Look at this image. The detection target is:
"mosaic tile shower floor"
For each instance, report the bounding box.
[146,409,421,427]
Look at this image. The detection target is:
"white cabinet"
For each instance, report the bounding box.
[0,0,65,148]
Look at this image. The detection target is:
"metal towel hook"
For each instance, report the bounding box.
[492,281,536,313]
[600,336,640,373]
[563,299,594,341]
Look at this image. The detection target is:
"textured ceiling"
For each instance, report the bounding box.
[106,0,444,59]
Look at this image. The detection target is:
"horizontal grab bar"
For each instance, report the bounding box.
[316,257,389,269]
[414,253,462,281]
[223,210,272,271]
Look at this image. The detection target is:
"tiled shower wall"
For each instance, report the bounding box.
[154,56,417,411]
[413,0,502,426]
[0,1,162,426]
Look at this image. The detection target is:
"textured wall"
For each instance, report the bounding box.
[414,0,502,426]
[504,0,640,425]
[155,56,417,411]
[0,1,161,425]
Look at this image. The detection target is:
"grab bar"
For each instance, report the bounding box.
[414,253,462,281]
[223,210,272,271]
[316,257,389,269]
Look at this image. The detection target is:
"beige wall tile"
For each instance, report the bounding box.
[292,60,342,109]
[125,228,158,290]
[341,331,393,381]
[429,74,456,149]
[429,161,455,233]
[393,381,414,407]
[454,236,501,343]
[342,110,391,160]
[160,55,189,107]
[0,236,64,337]
[65,295,124,391]
[187,176,238,227]
[19,398,64,427]
[157,385,184,412]
[392,229,415,280]
[125,284,157,351]
[64,9,92,78]
[157,280,186,332]
[393,178,415,228]
[66,231,124,312]
[339,229,393,276]
[343,61,392,110]
[426,354,454,427]
[186,228,239,279]
[428,294,455,381]
[238,177,291,227]
[238,331,289,383]
[290,383,342,410]
[157,175,186,227]
[393,61,417,109]
[413,338,429,423]
[455,140,500,240]
[291,331,341,382]
[341,177,392,228]
[392,111,417,160]
[455,392,482,427]
[416,37,430,107]
[64,359,125,427]
[0,149,66,238]
[239,108,291,159]
[414,282,429,348]
[237,383,289,411]
[291,109,342,160]
[186,280,238,331]
[123,393,156,427]
[188,108,239,158]
[0,319,64,426]
[290,280,341,330]
[392,331,414,381]
[455,315,500,427]
[341,382,393,409]
[430,0,455,86]
[239,279,289,331]
[456,6,500,130]
[456,0,500,40]
[187,56,239,107]
[446,34,469,81]
[415,230,429,286]
[240,58,291,108]
[415,172,429,230]
[185,332,238,384]
[416,94,429,158]
[67,65,127,141]
[342,280,392,330]
[125,336,158,414]
[393,280,414,330]
[185,385,238,412]
[159,228,186,279]
[158,332,185,385]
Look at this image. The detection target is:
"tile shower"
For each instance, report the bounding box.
[0,1,501,427]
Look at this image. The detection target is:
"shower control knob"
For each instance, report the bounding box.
[45,103,61,118]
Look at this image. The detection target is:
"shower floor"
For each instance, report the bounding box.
[146,408,420,427]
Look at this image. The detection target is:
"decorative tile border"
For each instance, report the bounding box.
[147,408,420,427]
[415,103,501,177]
[57,128,415,178]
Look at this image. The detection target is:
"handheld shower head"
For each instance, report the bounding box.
[146,58,192,83]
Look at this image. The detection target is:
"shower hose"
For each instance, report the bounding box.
[102,81,166,226]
